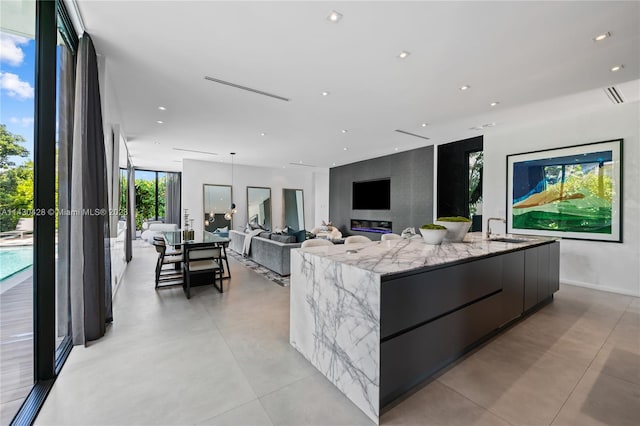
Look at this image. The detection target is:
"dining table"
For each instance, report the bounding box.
[163,230,231,279]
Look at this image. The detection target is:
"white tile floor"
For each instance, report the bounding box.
[34,243,639,426]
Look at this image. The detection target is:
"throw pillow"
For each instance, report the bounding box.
[293,229,306,243]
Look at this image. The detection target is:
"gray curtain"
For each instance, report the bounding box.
[125,161,135,261]
[70,33,113,345]
[165,172,181,227]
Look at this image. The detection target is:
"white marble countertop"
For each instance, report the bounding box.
[297,233,556,276]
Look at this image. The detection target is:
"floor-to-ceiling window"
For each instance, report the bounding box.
[0,2,36,423]
[134,170,178,231]
[0,1,75,424]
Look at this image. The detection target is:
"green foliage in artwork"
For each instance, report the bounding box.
[547,164,613,202]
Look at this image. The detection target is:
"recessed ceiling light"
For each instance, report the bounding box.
[490,101,500,107]
[394,147,399,151]
[282,166,286,169]
[327,10,343,23]
[154,141,160,145]
[156,120,164,124]
[321,91,330,96]
[594,32,611,42]
[158,106,166,111]
[332,162,336,166]
[482,123,496,128]
[421,123,428,127]
[299,160,303,164]
[260,132,266,136]
[610,65,624,72]
[469,126,483,131]
[341,129,348,133]
[398,51,410,59]
[343,147,348,151]
[459,85,470,91]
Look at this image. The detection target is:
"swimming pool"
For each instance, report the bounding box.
[0,246,33,281]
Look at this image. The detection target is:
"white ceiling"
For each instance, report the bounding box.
[75,1,640,171]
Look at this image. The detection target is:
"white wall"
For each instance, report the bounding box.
[182,159,326,234]
[97,54,128,291]
[483,101,640,297]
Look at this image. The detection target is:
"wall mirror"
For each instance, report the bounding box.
[247,186,272,230]
[283,188,305,231]
[203,184,232,232]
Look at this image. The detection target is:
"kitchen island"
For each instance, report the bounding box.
[289,234,559,424]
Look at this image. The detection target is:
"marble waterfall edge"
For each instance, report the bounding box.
[289,249,381,423]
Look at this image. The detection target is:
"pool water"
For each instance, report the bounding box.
[0,247,33,281]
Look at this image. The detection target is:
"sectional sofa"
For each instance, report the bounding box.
[229,230,302,276]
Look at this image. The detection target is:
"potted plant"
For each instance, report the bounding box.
[419,224,448,245]
[434,216,472,242]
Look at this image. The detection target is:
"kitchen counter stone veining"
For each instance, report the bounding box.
[297,233,554,276]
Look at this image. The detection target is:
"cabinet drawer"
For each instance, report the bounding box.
[380,291,503,406]
[381,256,502,339]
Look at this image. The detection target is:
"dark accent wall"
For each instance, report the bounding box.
[437,136,483,219]
[329,146,434,240]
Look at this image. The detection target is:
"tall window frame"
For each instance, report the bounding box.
[10,1,76,424]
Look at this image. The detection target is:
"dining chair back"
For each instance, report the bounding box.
[301,239,334,248]
[182,245,223,298]
[344,235,372,245]
[381,233,402,241]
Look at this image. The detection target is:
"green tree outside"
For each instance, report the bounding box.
[0,125,32,232]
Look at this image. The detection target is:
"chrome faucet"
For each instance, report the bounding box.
[486,217,506,238]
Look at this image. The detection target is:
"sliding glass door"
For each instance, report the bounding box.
[134,169,180,230]
[0,1,75,424]
[0,2,36,423]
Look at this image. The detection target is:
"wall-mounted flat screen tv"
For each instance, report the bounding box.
[352,178,390,210]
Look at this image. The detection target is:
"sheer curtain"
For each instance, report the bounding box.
[165,172,181,227]
[69,33,112,345]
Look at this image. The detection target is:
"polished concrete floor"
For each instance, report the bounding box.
[34,244,639,425]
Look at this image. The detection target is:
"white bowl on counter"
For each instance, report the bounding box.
[419,228,448,245]
[434,221,472,242]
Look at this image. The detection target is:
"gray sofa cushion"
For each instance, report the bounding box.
[258,231,272,239]
[270,234,296,243]
[229,230,301,276]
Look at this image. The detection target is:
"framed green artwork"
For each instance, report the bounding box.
[507,139,622,242]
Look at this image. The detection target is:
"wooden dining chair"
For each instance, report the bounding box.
[153,239,183,288]
[216,241,231,279]
[182,245,223,299]
[153,235,181,255]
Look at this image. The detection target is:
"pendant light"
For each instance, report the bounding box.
[224,152,237,220]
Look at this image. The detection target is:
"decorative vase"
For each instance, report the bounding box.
[434,221,472,242]
[419,228,447,245]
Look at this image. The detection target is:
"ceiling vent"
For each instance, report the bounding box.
[394,129,430,140]
[604,86,624,104]
[204,76,290,102]
[172,148,218,155]
[288,162,317,168]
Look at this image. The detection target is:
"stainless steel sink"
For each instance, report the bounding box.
[490,237,529,243]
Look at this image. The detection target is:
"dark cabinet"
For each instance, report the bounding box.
[549,242,560,293]
[524,246,539,310]
[380,241,560,409]
[501,251,525,325]
[537,244,550,303]
[381,256,502,339]
[524,241,560,311]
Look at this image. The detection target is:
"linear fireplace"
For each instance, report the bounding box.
[351,219,392,234]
